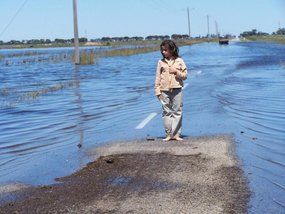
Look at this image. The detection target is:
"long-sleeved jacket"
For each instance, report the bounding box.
[155,57,187,96]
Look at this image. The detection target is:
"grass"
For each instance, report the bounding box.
[0,43,75,50]
[99,40,161,47]
[24,81,79,99]
[70,39,210,65]
[79,50,97,65]
[2,38,213,66]
[72,38,212,64]
[242,35,285,44]
[2,53,70,66]
[5,51,45,59]
[100,46,159,57]
[0,81,79,109]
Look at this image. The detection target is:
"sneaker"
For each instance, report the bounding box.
[163,135,172,141]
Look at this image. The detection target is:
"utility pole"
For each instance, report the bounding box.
[73,0,80,64]
[187,8,191,39]
[215,20,219,38]
[207,15,210,42]
[85,29,88,40]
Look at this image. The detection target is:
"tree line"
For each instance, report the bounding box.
[0,34,192,46]
[0,38,88,46]
[1,29,284,46]
[240,28,285,37]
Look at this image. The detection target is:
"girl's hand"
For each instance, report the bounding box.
[169,67,177,74]
[157,94,163,100]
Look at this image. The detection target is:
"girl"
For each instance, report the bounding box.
[155,40,187,141]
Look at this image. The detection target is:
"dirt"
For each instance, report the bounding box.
[0,136,250,214]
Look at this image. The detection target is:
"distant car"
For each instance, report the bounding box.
[219,37,229,45]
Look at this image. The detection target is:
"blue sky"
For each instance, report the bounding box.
[0,0,284,41]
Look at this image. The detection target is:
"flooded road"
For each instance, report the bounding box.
[0,42,285,213]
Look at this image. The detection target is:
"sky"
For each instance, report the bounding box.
[0,0,284,42]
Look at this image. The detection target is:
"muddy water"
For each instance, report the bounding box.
[0,42,284,212]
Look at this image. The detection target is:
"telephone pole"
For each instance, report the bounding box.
[215,20,219,37]
[207,15,210,42]
[187,8,191,39]
[73,0,80,64]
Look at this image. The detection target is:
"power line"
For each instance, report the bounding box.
[0,0,29,39]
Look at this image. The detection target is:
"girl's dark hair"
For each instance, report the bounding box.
[160,39,179,59]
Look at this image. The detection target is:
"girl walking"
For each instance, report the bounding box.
[155,40,188,141]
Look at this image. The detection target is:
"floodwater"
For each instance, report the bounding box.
[0,41,285,213]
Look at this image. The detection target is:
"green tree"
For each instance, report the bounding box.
[54,38,66,43]
[79,37,88,43]
[45,39,52,44]
[276,28,285,35]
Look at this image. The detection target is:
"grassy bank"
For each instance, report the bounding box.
[75,38,212,64]
[243,35,285,44]
[100,38,214,48]
[0,38,213,50]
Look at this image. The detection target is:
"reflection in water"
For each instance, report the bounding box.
[73,65,84,148]
[0,42,284,212]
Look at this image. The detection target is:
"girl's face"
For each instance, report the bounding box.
[161,45,172,59]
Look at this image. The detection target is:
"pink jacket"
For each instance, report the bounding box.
[155,57,187,96]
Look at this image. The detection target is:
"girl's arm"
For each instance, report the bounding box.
[175,67,187,80]
[169,59,187,80]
